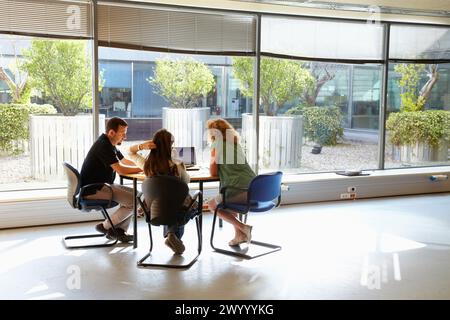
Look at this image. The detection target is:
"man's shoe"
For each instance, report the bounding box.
[165,233,185,254]
[107,228,133,243]
[95,223,108,235]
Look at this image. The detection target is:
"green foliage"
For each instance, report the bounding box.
[0,104,28,154]
[0,103,56,154]
[15,82,32,104]
[27,103,57,115]
[149,58,215,108]
[386,110,450,146]
[394,64,425,112]
[287,105,344,145]
[232,57,315,116]
[21,40,93,116]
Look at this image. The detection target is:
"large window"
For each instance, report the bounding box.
[385,25,450,168]
[258,16,385,173]
[247,57,382,174]
[1,2,449,196]
[97,48,254,167]
[96,3,257,172]
[385,62,450,168]
[0,35,94,190]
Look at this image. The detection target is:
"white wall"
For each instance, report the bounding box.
[1,167,449,229]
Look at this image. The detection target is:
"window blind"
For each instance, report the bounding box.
[389,24,450,61]
[97,2,256,55]
[0,0,92,38]
[261,15,384,63]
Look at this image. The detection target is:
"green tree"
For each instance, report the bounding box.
[232,57,314,116]
[302,62,338,107]
[148,58,215,108]
[394,63,439,112]
[21,40,93,116]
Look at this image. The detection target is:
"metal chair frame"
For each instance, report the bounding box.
[210,172,283,259]
[136,176,202,269]
[62,162,120,249]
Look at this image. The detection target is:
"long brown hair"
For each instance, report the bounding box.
[143,129,179,177]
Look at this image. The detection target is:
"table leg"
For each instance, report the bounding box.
[133,178,137,249]
[198,181,203,246]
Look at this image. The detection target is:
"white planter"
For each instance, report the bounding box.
[392,140,449,163]
[162,107,209,160]
[30,114,105,180]
[241,113,303,169]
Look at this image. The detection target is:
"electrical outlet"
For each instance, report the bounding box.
[341,192,356,199]
[347,186,356,192]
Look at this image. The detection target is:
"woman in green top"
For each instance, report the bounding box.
[206,118,256,246]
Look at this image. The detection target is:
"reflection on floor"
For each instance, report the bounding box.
[0,193,449,300]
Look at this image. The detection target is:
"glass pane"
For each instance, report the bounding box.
[0,34,94,190]
[98,48,254,170]
[261,16,384,61]
[351,66,381,130]
[231,56,382,174]
[390,25,450,60]
[385,62,450,168]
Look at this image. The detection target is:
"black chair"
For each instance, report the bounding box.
[62,162,120,249]
[210,171,283,259]
[137,175,202,269]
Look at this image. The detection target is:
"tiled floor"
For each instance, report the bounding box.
[0,193,449,300]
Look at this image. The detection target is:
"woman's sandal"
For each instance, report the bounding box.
[228,236,248,246]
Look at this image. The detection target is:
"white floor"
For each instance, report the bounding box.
[0,193,449,300]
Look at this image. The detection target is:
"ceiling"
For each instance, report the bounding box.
[275,0,450,11]
[133,0,450,24]
[231,0,450,16]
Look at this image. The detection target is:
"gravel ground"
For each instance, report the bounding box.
[0,154,33,184]
[300,141,380,172]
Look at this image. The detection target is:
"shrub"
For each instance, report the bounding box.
[287,105,344,145]
[0,104,29,154]
[26,104,57,115]
[0,103,57,154]
[386,110,450,146]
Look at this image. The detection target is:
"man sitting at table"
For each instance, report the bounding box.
[80,117,142,243]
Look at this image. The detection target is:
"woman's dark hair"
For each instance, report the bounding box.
[144,129,179,177]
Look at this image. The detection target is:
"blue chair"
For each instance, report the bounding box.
[210,171,283,259]
[62,162,120,249]
[136,175,202,269]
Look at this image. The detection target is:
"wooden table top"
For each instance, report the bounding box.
[121,170,219,182]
